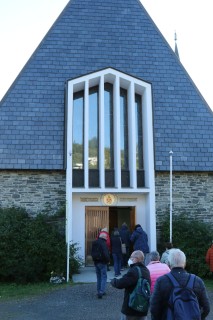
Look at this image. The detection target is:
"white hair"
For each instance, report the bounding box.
[168,248,186,269]
[132,250,144,262]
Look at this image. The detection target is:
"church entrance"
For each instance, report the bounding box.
[85,206,135,266]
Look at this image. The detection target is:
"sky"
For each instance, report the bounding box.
[0,0,212,110]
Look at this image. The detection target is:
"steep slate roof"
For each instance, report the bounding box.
[0,0,213,171]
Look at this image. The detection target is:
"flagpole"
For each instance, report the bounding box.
[169,151,173,243]
[66,151,72,282]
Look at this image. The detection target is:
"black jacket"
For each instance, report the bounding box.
[92,238,110,264]
[150,267,210,320]
[111,262,151,316]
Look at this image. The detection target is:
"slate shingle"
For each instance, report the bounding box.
[0,0,213,171]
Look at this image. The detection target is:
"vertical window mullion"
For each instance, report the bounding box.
[99,76,105,188]
[84,81,89,188]
[114,76,121,188]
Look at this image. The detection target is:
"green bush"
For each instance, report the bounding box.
[0,207,82,283]
[160,213,212,278]
[69,242,83,275]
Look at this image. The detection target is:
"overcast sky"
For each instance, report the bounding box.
[0,0,212,110]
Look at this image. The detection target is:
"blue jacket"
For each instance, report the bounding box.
[130,226,149,253]
[119,225,131,247]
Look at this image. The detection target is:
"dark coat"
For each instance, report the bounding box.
[111,232,122,254]
[150,267,210,320]
[111,262,151,316]
[130,226,149,253]
[92,238,110,264]
[119,225,131,248]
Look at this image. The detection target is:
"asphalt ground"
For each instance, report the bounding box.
[0,283,213,320]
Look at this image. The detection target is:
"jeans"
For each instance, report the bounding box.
[120,313,147,320]
[95,262,107,294]
[112,253,122,275]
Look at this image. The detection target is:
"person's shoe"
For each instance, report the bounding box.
[97,293,103,299]
[102,292,106,296]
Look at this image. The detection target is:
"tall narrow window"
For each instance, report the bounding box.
[72,91,84,187]
[89,87,99,169]
[73,91,84,169]
[89,86,99,187]
[135,94,143,169]
[120,88,129,187]
[104,83,114,169]
[120,88,129,170]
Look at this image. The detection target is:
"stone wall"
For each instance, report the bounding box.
[155,171,213,237]
[1,170,213,227]
[0,170,66,215]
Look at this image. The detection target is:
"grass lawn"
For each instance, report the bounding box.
[204,279,213,290]
[0,279,212,301]
[0,282,71,301]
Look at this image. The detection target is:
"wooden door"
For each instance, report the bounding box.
[85,206,109,266]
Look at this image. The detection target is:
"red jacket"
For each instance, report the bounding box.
[98,231,111,252]
[206,245,213,272]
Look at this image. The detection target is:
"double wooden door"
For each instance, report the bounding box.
[85,207,109,266]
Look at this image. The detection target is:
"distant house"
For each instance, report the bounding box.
[1,0,213,264]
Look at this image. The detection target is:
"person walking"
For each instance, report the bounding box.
[146,251,170,293]
[110,250,151,320]
[119,222,131,269]
[205,241,213,276]
[150,248,210,319]
[98,227,111,271]
[130,224,149,257]
[91,233,110,299]
[111,228,123,277]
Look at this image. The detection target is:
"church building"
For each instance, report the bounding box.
[1,0,213,264]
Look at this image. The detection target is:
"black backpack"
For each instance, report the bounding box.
[91,240,103,261]
[128,266,151,313]
[166,273,201,320]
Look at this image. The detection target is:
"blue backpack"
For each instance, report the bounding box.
[166,273,201,320]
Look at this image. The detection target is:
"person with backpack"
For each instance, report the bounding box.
[97,227,111,271]
[110,250,151,320]
[91,233,110,299]
[150,248,210,320]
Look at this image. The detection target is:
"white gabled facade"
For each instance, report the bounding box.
[66,68,156,267]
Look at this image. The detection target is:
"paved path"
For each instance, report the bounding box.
[0,282,212,320]
[0,267,212,320]
[0,283,124,320]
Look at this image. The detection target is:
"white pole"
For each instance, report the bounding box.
[66,231,70,282]
[66,151,72,283]
[169,151,173,243]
